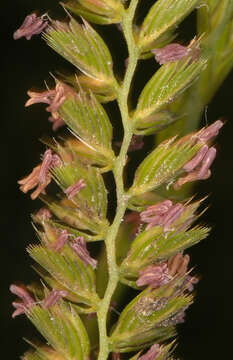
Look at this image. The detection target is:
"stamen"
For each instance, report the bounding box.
[13,13,48,41]
[42,289,68,309]
[64,179,86,200]
[152,43,190,65]
[70,237,97,269]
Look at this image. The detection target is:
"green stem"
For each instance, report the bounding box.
[97,1,139,359]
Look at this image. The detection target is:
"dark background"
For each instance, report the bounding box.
[1,1,232,358]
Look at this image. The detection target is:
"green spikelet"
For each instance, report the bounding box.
[110,278,191,352]
[63,0,124,25]
[27,300,90,360]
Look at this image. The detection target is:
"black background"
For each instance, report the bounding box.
[1,1,233,358]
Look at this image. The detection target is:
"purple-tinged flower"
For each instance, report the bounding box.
[64,179,86,200]
[167,253,199,292]
[51,230,68,252]
[174,147,216,190]
[137,253,197,291]
[18,164,41,195]
[183,145,209,172]
[167,253,190,276]
[25,89,56,107]
[52,153,63,168]
[46,83,66,114]
[39,149,62,183]
[11,302,28,318]
[173,310,186,324]
[173,167,210,190]
[136,263,171,288]
[32,207,53,223]
[176,120,223,147]
[13,13,48,41]
[18,150,62,199]
[35,207,52,220]
[197,147,216,179]
[18,164,50,200]
[138,344,161,360]
[162,203,184,233]
[70,237,97,269]
[184,275,199,292]
[152,43,190,65]
[172,120,223,190]
[25,82,75,131]
[124,211,142,239]
[141,200,184,232]
[10,285,34,305]
[128,135,144,151]
[10,284,35,318]
[141,200,173,219]
[38,149,54,184]
[197,119,224,143]
[48,115,65,131]
[42,289,68,309]
[141,200,173,230]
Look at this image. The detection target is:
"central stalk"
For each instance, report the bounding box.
[97,1,139,359]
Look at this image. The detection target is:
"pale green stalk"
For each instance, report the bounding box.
[97,1,139,359]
